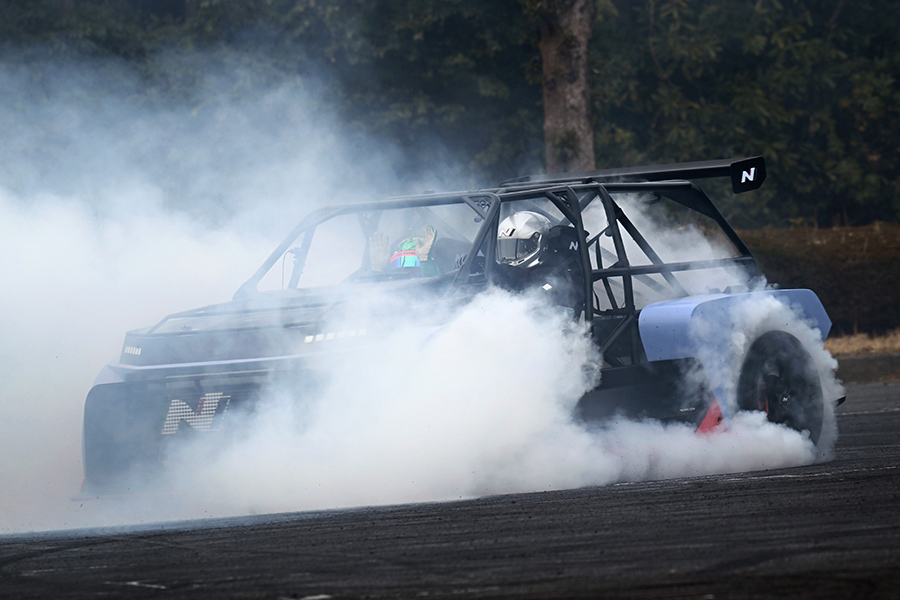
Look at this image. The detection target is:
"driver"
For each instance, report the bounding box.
[497,211,550,268]
[496,211,586,316]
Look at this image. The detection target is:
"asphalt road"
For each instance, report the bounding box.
[1,382,898,599]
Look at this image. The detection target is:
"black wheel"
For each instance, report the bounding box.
[736,331,824,444]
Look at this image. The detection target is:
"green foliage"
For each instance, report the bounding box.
[1,0,898,225]
[0,0,155,57]
[592,0,900,227]
[168,0,545,185]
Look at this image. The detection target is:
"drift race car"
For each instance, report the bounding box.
[82,156,838,492]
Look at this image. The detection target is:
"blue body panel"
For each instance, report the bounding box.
[638,289,831,362]
[638,289,832,417]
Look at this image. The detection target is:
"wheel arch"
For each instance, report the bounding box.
[638,289,831,363]
[637,289,831,417]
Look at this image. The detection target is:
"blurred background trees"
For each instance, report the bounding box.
[1,0,898,228]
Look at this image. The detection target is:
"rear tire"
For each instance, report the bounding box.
[736,331,824,444]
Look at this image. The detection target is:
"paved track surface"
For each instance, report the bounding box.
[2,382,898,599]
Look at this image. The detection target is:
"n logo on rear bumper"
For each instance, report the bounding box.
[162,393,231,435]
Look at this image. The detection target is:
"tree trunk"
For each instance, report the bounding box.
[536,0,596,174]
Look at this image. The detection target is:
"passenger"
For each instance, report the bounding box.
[369,225,440,277]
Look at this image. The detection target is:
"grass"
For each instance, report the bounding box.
[825,329,900,356]
[739,223,900,336]
[728,223,900,359]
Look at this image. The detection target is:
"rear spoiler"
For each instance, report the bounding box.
[501,156,766,194]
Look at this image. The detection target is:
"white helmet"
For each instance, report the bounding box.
[497,211,551,268]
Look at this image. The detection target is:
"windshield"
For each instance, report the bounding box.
[252,198,489,293]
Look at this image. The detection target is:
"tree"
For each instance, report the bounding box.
[4,0,899,226]
[523,0,610,173]
[591,0,900,227]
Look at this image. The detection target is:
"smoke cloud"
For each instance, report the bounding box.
[160,290,825,516]
[0,48,840,534]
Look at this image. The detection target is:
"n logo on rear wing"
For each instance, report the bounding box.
[503,155,767,194]
[729,156,766,194]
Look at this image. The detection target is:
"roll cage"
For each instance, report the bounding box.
[235,157,764,369]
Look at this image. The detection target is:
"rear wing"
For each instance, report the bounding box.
[502,156,766,195]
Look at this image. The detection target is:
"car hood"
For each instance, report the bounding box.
[117,276,473,368]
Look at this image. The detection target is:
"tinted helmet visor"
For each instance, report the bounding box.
[497,232,541,264]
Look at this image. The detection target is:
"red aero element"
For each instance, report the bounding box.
[696,398,727,434]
